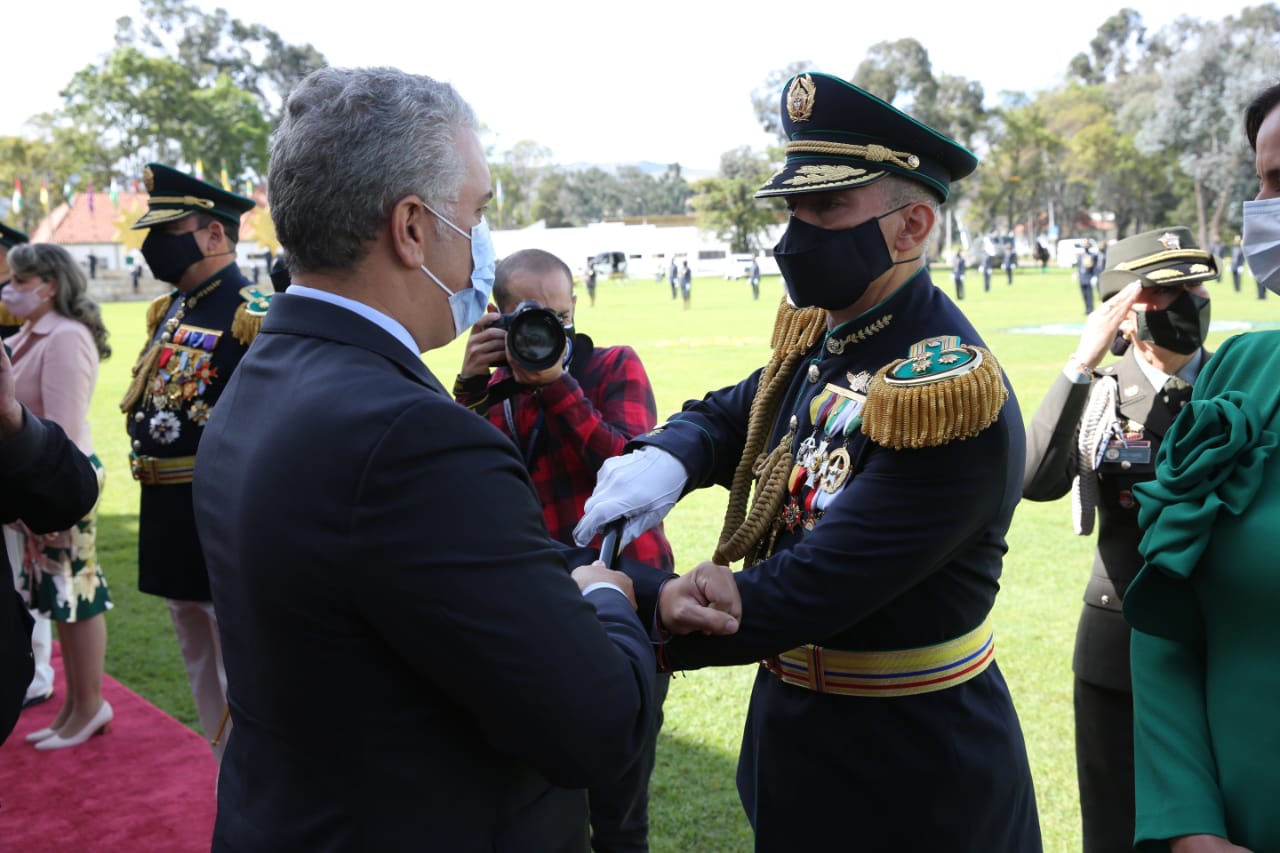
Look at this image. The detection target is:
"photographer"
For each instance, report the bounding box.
[453,247,673,853]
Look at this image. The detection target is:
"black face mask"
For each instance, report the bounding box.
[1134,290,1210,355]
[142,229,206,285]
[773,204,916,309]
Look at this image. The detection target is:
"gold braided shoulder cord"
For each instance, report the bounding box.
[713,298,826,566]
[119,293,175,414]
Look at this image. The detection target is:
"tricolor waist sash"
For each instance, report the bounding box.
[130,453,197,486]
[763,615,995,698]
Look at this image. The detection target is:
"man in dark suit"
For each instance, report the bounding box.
[1024,227,1216,853]
[192,66,739,851]
[121,163,271,763]
[0,343,98,743]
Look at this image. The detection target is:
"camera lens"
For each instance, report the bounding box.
[507,307,566,371]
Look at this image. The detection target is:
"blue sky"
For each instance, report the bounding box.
[7,0,1254,172]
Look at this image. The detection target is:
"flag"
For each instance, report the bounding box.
[39,179,49,210]
[243,179,253,197]
[88,183,95,213]
[11,179,22,214]
[63,180,73,207]
[131,177,139,194]
[495,179,504,208]
[109,179,119,207]
[195,159,205,182]
[220,163,230,191]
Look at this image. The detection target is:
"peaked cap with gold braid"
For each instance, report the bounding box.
[756,72,978,202]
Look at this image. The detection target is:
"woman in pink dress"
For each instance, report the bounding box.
[3,242,114,750]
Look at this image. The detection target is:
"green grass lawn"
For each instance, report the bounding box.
[78,263,1272,851]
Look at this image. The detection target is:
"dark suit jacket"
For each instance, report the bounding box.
[0,407,98,742]
[1023,349,1204,690]
[194,293,664,852]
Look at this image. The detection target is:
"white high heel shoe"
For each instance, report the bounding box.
[33,700,113,751]
[25,726,58,743]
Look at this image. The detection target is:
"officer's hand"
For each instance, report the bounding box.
[508,338,565,387]
[571,560,637,609]
[458,309,505,379]
[1076,280,1141,370]
[0,344,22,441]
[659,562,741,636]
[573,446,688,549]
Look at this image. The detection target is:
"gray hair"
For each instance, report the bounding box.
[7,243,111,359]
[879,174,942,211]
[268,66,478,273]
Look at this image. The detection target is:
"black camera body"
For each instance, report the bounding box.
[493,300,566,372]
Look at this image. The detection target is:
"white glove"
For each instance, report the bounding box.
[573,446,688,548]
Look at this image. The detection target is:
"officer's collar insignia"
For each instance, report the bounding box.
[1124,384,1141,398]
[863,336,1007,450]
[846,370,872,394]
[144,166,155,192]
[787,74,816,123]
[1159,232,1181,251]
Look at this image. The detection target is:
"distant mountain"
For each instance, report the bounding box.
[559,160,716,181]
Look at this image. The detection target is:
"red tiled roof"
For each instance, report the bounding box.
[31,186,271,244]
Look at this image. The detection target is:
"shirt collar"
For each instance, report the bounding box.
[286,283,421,357]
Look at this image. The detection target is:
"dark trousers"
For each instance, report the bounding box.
[983,269,991,292]
[1074,678,1135,853]
[953,275,964,300]
[1081,280,1096,314]
[588,672,671,853]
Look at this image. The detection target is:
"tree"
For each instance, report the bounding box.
[1068,8,1148,85]
[691,147,779,254]
[114,0,326,124]
[1135,17,1280,247]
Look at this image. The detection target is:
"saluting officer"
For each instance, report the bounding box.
[0,224,30,338]
[1024,227,1216,853]
[576,72,1041,851]
[120,163,270,763]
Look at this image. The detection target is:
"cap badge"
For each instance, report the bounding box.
[787,74,816,123]
[144,166,155,193]
[1159,232,1182,251]
[784,164,871,188]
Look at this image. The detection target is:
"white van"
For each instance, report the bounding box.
[1056,238,1087,269]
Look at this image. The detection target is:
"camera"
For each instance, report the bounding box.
[492,300,567,372]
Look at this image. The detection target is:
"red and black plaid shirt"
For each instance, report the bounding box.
[454,344,674,572]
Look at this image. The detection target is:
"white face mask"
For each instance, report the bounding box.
[1242,196,1280,295]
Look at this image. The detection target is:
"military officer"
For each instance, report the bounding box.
[120,163,270,762]
[1024,227,1216,853]
[576,72,1041,851]
[0,224,29,338]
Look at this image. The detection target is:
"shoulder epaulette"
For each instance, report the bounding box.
[862,335,1008,449]
[144,292,175,340]
[231,284,274,345]
[120,292,177,414]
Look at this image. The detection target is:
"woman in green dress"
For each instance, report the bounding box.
[1125,82,1280,853]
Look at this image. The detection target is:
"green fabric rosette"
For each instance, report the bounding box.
[1124,390,1279,637]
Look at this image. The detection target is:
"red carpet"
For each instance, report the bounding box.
[0,644,217,851]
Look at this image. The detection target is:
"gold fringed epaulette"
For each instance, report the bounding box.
[231,284,273,345]
[120,342,161,414]
[862,335,1007,450]
[120,293,176,414]
[0,302,23,328]
[145,293,174,340]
